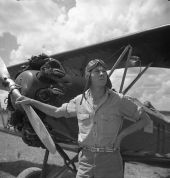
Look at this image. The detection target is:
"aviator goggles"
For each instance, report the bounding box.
[85,59,107,73]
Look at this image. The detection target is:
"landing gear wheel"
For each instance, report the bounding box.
[17,167,42,178]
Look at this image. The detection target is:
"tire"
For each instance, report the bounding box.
[17,167,42,178]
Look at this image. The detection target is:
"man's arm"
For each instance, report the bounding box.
[114,111,150,150]
[16,96,66,118]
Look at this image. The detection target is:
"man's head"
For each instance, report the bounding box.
[85,59,112,89]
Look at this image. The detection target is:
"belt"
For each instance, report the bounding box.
[82,146,115,152]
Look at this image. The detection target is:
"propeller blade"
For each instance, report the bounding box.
[0,57,10,80]
[0,57,10,91]
[0,57,56,154]
[22,104,56,154]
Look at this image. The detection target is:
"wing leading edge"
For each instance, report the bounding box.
[7,25,170,78]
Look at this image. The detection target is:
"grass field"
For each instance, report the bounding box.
[0,127,170,178]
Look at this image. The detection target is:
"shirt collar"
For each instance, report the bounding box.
[85,88,109,111]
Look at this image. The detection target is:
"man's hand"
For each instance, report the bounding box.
[15,96,33,106]
[113,135,123,151]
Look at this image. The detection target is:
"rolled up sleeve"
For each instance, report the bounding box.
[120,95,142,122]
[63,97,77,118]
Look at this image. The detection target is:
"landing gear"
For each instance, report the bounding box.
[17,167,42,178]
[17,146,79,178]
[17,150,49,178]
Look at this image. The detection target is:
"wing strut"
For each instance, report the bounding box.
[123,62,152,94]
[119,46,133,93]
[108,45,131,77]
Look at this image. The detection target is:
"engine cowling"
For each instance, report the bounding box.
[7,57,78,148]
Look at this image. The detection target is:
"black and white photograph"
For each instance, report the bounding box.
[0,0,170,177]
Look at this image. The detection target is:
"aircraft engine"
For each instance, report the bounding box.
[7,54,70,148]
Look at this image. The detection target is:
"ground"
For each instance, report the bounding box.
[0,131,170,178]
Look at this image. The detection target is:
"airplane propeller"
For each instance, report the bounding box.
[0,57,56,154]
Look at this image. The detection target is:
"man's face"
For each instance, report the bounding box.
[90,65,107,88]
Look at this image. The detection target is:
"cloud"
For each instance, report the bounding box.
[0,0,169,110]
[0,32,19,64]
[110,68,170,110]
[0,0,169,65]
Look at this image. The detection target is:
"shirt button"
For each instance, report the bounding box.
[93,132,97,137]
[94,121,97,124]
[92,113,95,118]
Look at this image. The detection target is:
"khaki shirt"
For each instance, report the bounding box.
[55,89,142,148]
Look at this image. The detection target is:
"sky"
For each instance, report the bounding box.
[0,0,170,110]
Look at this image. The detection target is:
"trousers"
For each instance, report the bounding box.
[76,149,123,178]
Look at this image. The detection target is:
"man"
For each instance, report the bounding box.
[16,59,150,178]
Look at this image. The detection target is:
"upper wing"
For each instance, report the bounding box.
[7,62,28,80]
[8,25,170,78]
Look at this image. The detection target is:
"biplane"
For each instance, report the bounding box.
[0,24,170,178]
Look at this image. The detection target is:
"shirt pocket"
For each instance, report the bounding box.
[77,113,92,134]
[101,112,121,136]
[102,116,114,133]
